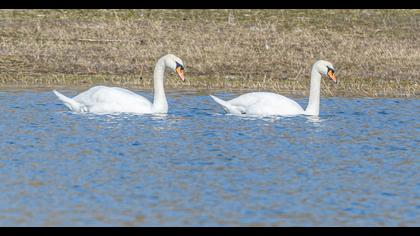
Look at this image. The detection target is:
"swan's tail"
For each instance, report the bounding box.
[53,90,88,112]
[209,95,243,115]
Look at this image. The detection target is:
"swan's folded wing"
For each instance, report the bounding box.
[73,86,152,108]
[229,92,304,115]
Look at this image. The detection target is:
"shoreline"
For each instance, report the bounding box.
[0,76,418,98]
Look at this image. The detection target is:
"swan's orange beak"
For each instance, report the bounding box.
[327,70,337,83]
[176,67,185,82]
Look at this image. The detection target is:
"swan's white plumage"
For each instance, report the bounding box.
[211,92,304,116]
[210,60,336,117]
[72,86,152,114]
[53,54,185,114]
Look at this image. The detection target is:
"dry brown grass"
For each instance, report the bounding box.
[0,9,419,97]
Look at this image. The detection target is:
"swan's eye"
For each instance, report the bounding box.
[175,62,184,71]
[327,66,334,73]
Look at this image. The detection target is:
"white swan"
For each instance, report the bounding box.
[210,60,336,116]
[53,54,185,114]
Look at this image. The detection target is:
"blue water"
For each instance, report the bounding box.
[0,89,419,226]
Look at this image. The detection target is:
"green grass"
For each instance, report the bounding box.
[0,9,419,97]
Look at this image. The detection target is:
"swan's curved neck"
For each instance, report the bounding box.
[304,67,322,116]
[152,58,168,113]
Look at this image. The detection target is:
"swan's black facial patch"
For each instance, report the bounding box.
[176,61,184,70]
[327,66,335,73]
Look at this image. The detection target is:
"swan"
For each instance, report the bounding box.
[53,54,185,114]
[210,60,336,116]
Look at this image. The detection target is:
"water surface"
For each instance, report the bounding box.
[0,89,419,226]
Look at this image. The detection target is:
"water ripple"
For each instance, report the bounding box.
[0,90,418,226]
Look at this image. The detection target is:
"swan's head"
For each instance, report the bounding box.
[162,54,185,81]
[314,60,337,83]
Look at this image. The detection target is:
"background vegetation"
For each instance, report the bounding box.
[0,9,418,97]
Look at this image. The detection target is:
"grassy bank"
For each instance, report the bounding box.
[0,9,419,97]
